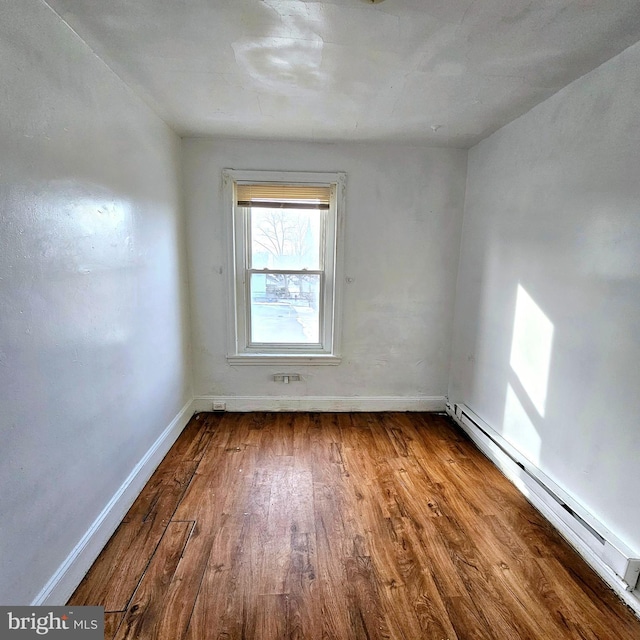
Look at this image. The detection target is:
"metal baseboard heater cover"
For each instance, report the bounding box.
[449,403,640,591]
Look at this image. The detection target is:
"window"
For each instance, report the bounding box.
[224,170,345,364]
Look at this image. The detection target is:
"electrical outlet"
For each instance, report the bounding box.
[212,402,226,411]
[273,373,301,383]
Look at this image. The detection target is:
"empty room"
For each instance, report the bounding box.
[1,0,640,638]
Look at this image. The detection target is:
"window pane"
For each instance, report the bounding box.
[250,274,320,344]
[250,208,321,270]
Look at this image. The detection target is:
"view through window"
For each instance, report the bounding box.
[249,206,322,344]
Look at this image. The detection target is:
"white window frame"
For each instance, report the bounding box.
[223,169,345,365]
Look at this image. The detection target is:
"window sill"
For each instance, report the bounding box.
[227,354,342,366]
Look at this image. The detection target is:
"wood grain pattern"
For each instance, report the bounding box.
[104,612,124,640]
[68,412,640,639]
[113,521,194,640]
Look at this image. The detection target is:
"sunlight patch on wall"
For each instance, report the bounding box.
[509,284,554,416]
[503,383,542,465]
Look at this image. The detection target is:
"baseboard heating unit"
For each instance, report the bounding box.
[446,402,640,594]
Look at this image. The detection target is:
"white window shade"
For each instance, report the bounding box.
[236,184,331,209]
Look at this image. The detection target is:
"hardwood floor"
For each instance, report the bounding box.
[69,412,640,639]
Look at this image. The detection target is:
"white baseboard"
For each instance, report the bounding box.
[446,402,640,617]
[192,395,446,413]
[31,399,196,606]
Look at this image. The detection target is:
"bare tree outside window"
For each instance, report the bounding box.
[252,210,309,257]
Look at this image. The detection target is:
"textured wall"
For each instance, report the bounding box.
[0,1,191,603]
[183,138,467,401]
[450,41,640,553]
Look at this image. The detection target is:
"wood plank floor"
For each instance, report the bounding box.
[69,412,640,639]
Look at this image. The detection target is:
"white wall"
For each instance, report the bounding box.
[449,41,640,553]
[0,1,192,603]
[183,139,467,403]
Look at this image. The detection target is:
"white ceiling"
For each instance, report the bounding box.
[45,0,640,147]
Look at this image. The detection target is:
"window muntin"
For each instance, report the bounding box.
[225,170,344,364]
